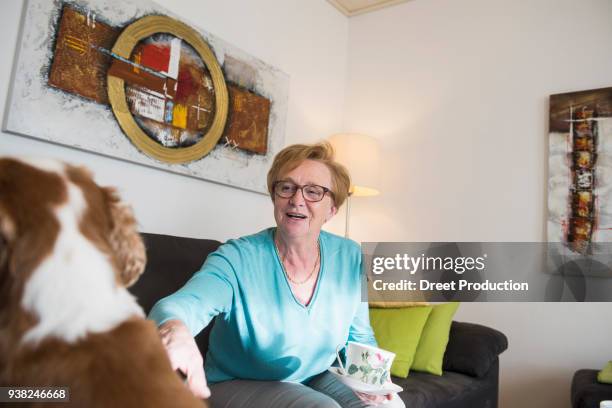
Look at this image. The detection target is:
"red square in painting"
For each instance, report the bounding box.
[140,44,170,74]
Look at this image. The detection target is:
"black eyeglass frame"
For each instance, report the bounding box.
[272,180,335,202]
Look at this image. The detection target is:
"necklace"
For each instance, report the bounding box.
[275,239,320,285]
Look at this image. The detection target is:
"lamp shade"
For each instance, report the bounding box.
[328,133,380,197]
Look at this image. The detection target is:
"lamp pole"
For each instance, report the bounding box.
[345,192,352,238]
[328,133,381,240]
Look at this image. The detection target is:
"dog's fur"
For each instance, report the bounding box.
[0,158,206,407]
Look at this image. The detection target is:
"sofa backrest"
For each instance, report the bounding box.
[130,232,222,314]
[129,232,222,355]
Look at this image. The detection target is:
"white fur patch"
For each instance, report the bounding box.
[22,178,143,344]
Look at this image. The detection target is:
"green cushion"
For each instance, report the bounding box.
[369,306,432,378]
[598,361,612,384]
[411,302,460,376]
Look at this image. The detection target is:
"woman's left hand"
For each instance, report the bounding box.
[354,391,393,406]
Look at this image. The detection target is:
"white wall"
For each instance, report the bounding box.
[344,0,612,407]
[0,0,349,241]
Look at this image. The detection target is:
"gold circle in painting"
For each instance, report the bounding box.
[107,15,228,164]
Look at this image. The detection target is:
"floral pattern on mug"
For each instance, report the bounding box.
[347,350,391,385]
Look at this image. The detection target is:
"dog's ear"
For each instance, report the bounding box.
[0,207,15,318]
[104,188,146,287]
[0,207,14,274]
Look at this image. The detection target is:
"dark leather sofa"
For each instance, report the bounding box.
[572,369,612,408]
[130,232,508,408]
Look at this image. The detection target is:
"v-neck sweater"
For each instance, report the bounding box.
[149,227,376,384]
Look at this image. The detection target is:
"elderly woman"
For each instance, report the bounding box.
[149,142,404,408]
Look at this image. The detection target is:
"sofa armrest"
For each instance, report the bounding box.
[442,321,508,378]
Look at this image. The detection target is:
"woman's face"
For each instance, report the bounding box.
[273,159,337,241]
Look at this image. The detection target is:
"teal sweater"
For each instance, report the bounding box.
[149,228,376,384]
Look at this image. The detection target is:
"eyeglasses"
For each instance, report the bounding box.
[273,180,333,202]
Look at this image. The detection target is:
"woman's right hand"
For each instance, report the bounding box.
[158,319,211,399]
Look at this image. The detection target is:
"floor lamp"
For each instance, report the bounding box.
[328,133,380,238]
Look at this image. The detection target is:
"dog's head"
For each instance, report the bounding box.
[0,158,146,337]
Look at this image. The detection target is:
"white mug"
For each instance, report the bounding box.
[336,341,395,387]
[600,401,612,408]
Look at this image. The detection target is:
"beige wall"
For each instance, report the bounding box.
[344,0,612,406]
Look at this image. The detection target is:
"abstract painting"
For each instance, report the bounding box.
[4,0,289,193]
[548,87,612,257]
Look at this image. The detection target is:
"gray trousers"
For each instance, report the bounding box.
[208,371,405,408]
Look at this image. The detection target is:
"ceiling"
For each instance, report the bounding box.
[326,0,411,17]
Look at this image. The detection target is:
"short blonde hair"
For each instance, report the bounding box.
[267,142,351,208]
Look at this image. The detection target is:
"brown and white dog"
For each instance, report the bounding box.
[0,158,207,407]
